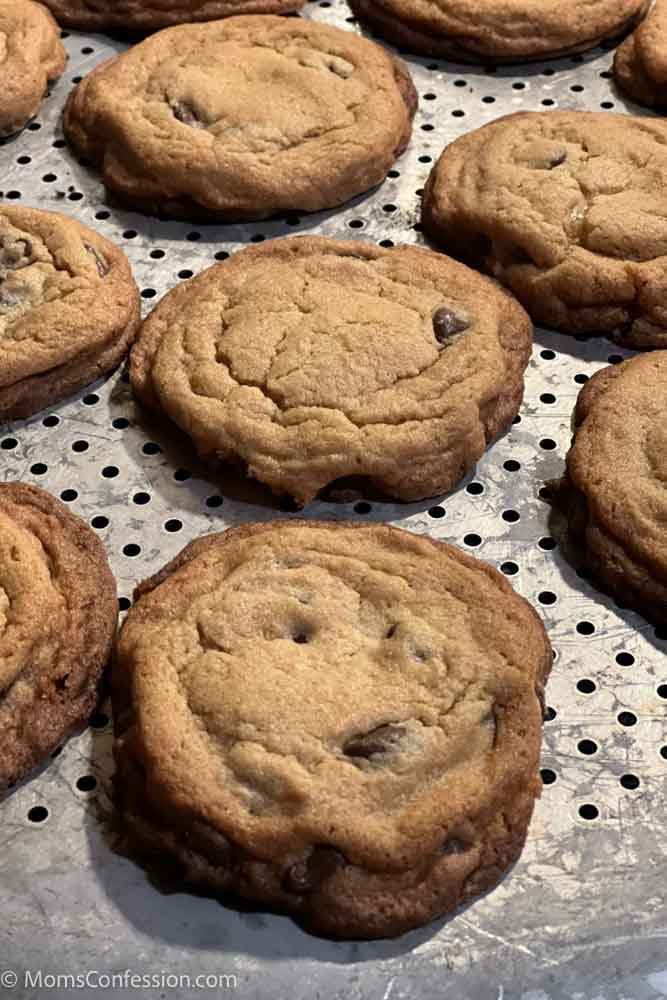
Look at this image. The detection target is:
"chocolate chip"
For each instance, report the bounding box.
[432,307,470,347]
[0,237,32,270]
[293,632,309,644]
[84,243,109,277]
[172,101,206,129]
[442,837,468,855]
[385,624,398,638]
[283,846,346,895]
[344,723,405,759]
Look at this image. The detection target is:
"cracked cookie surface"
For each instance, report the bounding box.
[42,0,304,30]
[0,0,67,136]
[0,483,116,795]
[423,112,667,348]
[113,520,551,938]
[348,0,645,62]
[614,0,667,108]
[556,353,667,623]
[0,205,141,420]
[63,15,417,222]
[130,236,532,504]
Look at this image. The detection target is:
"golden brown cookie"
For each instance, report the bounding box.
[554,353,667,624]
[113,520,551,939]
[129,236,532,504]
[349,0,646,62]
[0,483,117,795]
[63,16,417,221]
[423,111,667,349]
[614,0,667,108]
[0,0,67,136]
[0,205,141,421]
[42,0,304,30]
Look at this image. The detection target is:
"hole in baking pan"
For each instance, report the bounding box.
[657,685,667,699]
[578,739,597,755]
[83,393,98,405]
[141,288,157,299]
[466,482,484,495]
[178,269,193,280]
[618,711,637,727]
[504,459,520,472]
[43,415,59,427]
[174,469,190,481]
[354,502,371,515]
[538,591,556,605]
[540,393,556,404]
[112,417,129,430]
[91,516,108,529]
[577,679,596,694]
[71,440,89,453]
[428,506,445,519]
[539,438,557,451]
[576,621,595,635]
[501,562,518,576]
[206,495,223,508]
[60,489,77,502]
[123,544,141,557]
[150,249,165,259]
[574,373,589,384]
[502,509,520,523]
[545,706,557,721]
[164,519,183,533]
[133,491,150,505]
[118,597,131,612]
[30,463,47,476]
[464,533,481,547]
[540,768,556,785]
[27,806,48,823]
[89,711,109,729]
[76,775,97,792]
[142,442,161,455]
[620,774,640,790]
[539,537,556,550]
[579,804,598,821]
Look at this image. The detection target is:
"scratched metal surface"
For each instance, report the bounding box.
[0,6,666,999]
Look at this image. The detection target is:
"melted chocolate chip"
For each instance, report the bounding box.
[432,307,470,347]
[385,623,398,639]
[283,846,346,895]
[84,243,109,277]
[344,723,405,759]
[547,150,567,169]
[0,285,27,309]
[0,237,32,270]
[172,101,206,129]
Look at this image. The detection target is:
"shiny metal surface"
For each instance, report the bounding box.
[0,7,665,998]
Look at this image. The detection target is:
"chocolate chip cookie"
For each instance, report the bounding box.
[614,0,667,108]
[0,206,141,421]
[130,236,532,504]
[113,520,551,939]
[349,0,646,62]
[42,0,304,30]
[63,16,417,221]
[423,112,667,349]
[554,353,667,624]
[0,482,116,795]
[0,0,67,136]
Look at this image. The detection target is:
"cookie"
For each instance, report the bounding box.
[349,0,646,62]
[0,205,141,421]
[63,16,417,222]
[42,0,304,30]
[113,520,551,939]
[0,0,67,136]
[129,236,532,504]
[554,353,667,624]
[423,111,667,349]
[0,483,117,795]
[614,0,667,108]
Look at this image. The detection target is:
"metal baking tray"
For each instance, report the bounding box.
[1,6,665,998]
